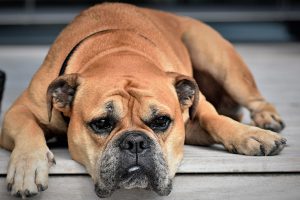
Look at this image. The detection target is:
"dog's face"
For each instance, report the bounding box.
[47,53,199,197]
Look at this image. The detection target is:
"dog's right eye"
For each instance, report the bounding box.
[88,117,116,134]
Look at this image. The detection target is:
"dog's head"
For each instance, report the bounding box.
[47,52,199,197]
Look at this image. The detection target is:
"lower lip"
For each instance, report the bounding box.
[120,165,143,180]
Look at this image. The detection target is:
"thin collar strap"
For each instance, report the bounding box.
[59,29,123,76]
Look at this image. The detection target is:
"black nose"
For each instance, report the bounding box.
[119,132,150,154]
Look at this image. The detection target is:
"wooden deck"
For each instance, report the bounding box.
[0,43,300,199]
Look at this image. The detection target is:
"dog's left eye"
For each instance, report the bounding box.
[89,117,115,134]
[148,116,172,132]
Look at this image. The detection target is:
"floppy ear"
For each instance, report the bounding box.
[46,73,79,122]
[168,72,199,120]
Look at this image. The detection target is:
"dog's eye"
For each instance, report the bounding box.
[89,117,115,134]
[148,116,171,132]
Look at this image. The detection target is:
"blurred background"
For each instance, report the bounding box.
[0,0,300,44]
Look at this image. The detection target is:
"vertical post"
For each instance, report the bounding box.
[0,70,6,113]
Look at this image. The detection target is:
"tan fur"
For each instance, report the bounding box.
[0,3,286,198]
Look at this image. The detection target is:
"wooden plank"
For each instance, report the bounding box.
[0,174,299,200]
[1,136,300,175]
[1,125,300,174]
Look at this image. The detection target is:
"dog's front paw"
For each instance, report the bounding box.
[250,102,285,133]
[227,127,287,156]
[6,147,55,198]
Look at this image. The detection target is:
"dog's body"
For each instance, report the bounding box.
[0,3,286,198]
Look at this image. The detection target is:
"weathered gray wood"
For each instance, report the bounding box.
[1,137,300,175]
[1,126,300,174]
[0,174,300,200]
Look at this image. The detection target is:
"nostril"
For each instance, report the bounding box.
[127,140,134,151]
[140,141,148,149]
[121,139,134,150]
[140,141,144,148]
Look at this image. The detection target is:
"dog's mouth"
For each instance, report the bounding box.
[94,131,172,198]
[118,165,149,189]
[95,164,172,198]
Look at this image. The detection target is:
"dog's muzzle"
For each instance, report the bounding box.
[95,131,172,198]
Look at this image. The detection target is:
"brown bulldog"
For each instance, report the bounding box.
[0,3,286,198]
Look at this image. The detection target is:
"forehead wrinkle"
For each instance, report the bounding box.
[148,105,172,117]
[87,102,113,121]
[122,86,151,128]
[104,89,130,99]
[123,85,174,121]
[85,95,125,122]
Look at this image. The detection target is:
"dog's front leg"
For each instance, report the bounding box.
[1,105,55,198]
[194,92,286,156]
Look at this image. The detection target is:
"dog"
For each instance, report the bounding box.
[0,3,286,198]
